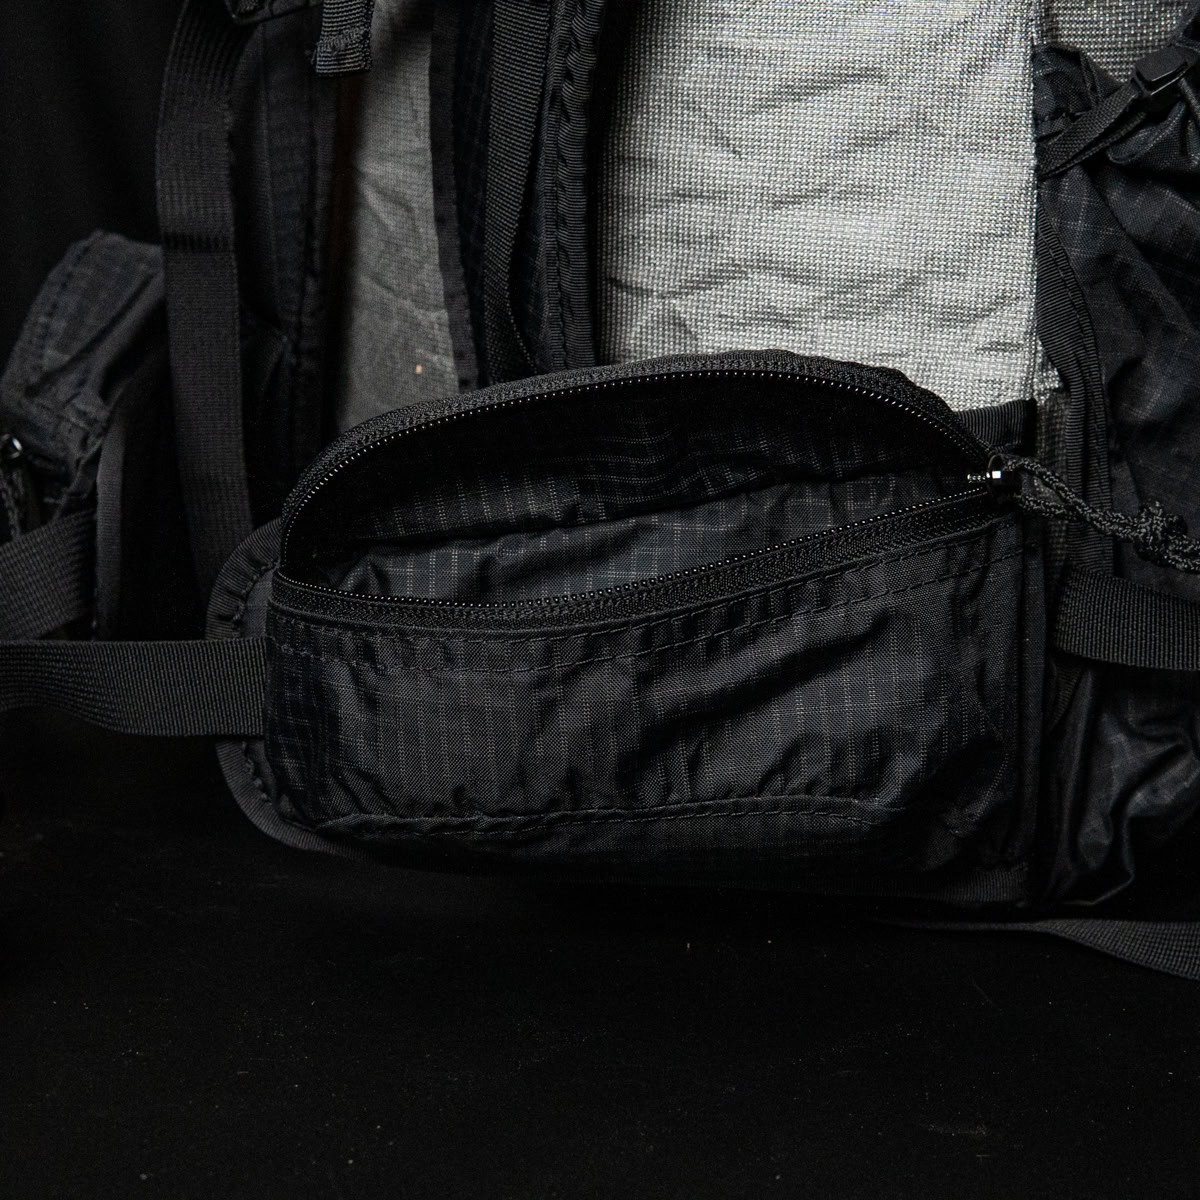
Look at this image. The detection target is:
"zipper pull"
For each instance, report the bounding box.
[966,454,1020,498]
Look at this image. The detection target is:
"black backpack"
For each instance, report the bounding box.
[4,0,1200,980]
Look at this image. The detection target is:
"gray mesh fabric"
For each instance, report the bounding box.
[333,0,457,430]
[1038,0,1193,78]
[598,0,1039,412]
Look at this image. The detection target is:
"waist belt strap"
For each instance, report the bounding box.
[896,917,1200,983]
[0,638,266,738]
[0,512,94,641]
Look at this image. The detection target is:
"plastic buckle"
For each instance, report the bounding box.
[1134,45,1197,98]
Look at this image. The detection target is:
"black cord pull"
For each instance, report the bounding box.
[997,453,1200,574]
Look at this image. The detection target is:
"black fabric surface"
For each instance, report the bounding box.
[0,1,183,367]
[3,717,1200,1200]
[4,7,1200,1196]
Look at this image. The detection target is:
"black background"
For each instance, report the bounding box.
[2,6,1199,1198]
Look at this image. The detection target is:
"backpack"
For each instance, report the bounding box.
[4,0,1200,980]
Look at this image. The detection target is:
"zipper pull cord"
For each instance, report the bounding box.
[994,452,1200,574]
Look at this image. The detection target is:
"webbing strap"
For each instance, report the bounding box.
[903,917,1200,982]
[157,0,255,596]
[483,0,551,383]
[1054,566,1200,672]
[0,638,266,738]
[1038,46,1200,179]
[1037,79,1144,179]
[312,0,376,75]
[0,513,94,640]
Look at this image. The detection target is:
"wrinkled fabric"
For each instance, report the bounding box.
[333,0,458,430]
[268,519,1027,885]
[335,474,958,601]
[1033,41,1200,903]
[264,354,1038,894]
[0,232,163,513]
[598,0,1038,412]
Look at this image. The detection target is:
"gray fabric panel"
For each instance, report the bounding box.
[1038,0,1193,78]
[333,0,457,431]
[598,0,1039,413]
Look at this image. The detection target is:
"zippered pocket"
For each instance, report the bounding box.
[263,353,1041,895]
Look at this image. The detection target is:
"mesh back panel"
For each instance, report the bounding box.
[598,0,1039,412]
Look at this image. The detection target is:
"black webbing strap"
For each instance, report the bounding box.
[312,0,376,75]
[483,0,552,383]
[225,0,311,21]
[0,513,94,640]
[958,399,1029,451]
[899,917,1200,982]
[157,0,256,596]
[1038,46,1200,179]
[1037,79,1145,179]
[0,638,266,738]
[1054,566,1200,672]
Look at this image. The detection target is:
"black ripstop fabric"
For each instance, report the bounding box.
[258,355,1039,897]
[0,233,165,518]
[1032,38,1200,904]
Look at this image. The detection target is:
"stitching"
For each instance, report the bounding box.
[315,800,890,835]
[228,540,280,812]
[270,548,1023,677]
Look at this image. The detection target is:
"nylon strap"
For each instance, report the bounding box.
[0,638,266,738]
[312,0,376,74]
[900,917,1200,982]
[483,0,551,382]
[1054,566,1200,672]
[1037,79,1144,179]
[157,0,256,596]
[0,512,94,641]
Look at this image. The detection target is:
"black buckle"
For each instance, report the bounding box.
[1134,45,1197,97]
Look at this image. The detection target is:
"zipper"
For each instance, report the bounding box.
[274,488,999,631]
[280,366,987,566]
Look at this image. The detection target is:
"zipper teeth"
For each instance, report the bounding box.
[281,370,981,563]
[277,489,991,623]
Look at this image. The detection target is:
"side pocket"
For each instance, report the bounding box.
[265,510,1040,897]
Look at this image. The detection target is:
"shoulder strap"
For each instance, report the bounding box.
[156,0,336,596]
[156,0,258,596]
[481,0,552,382]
